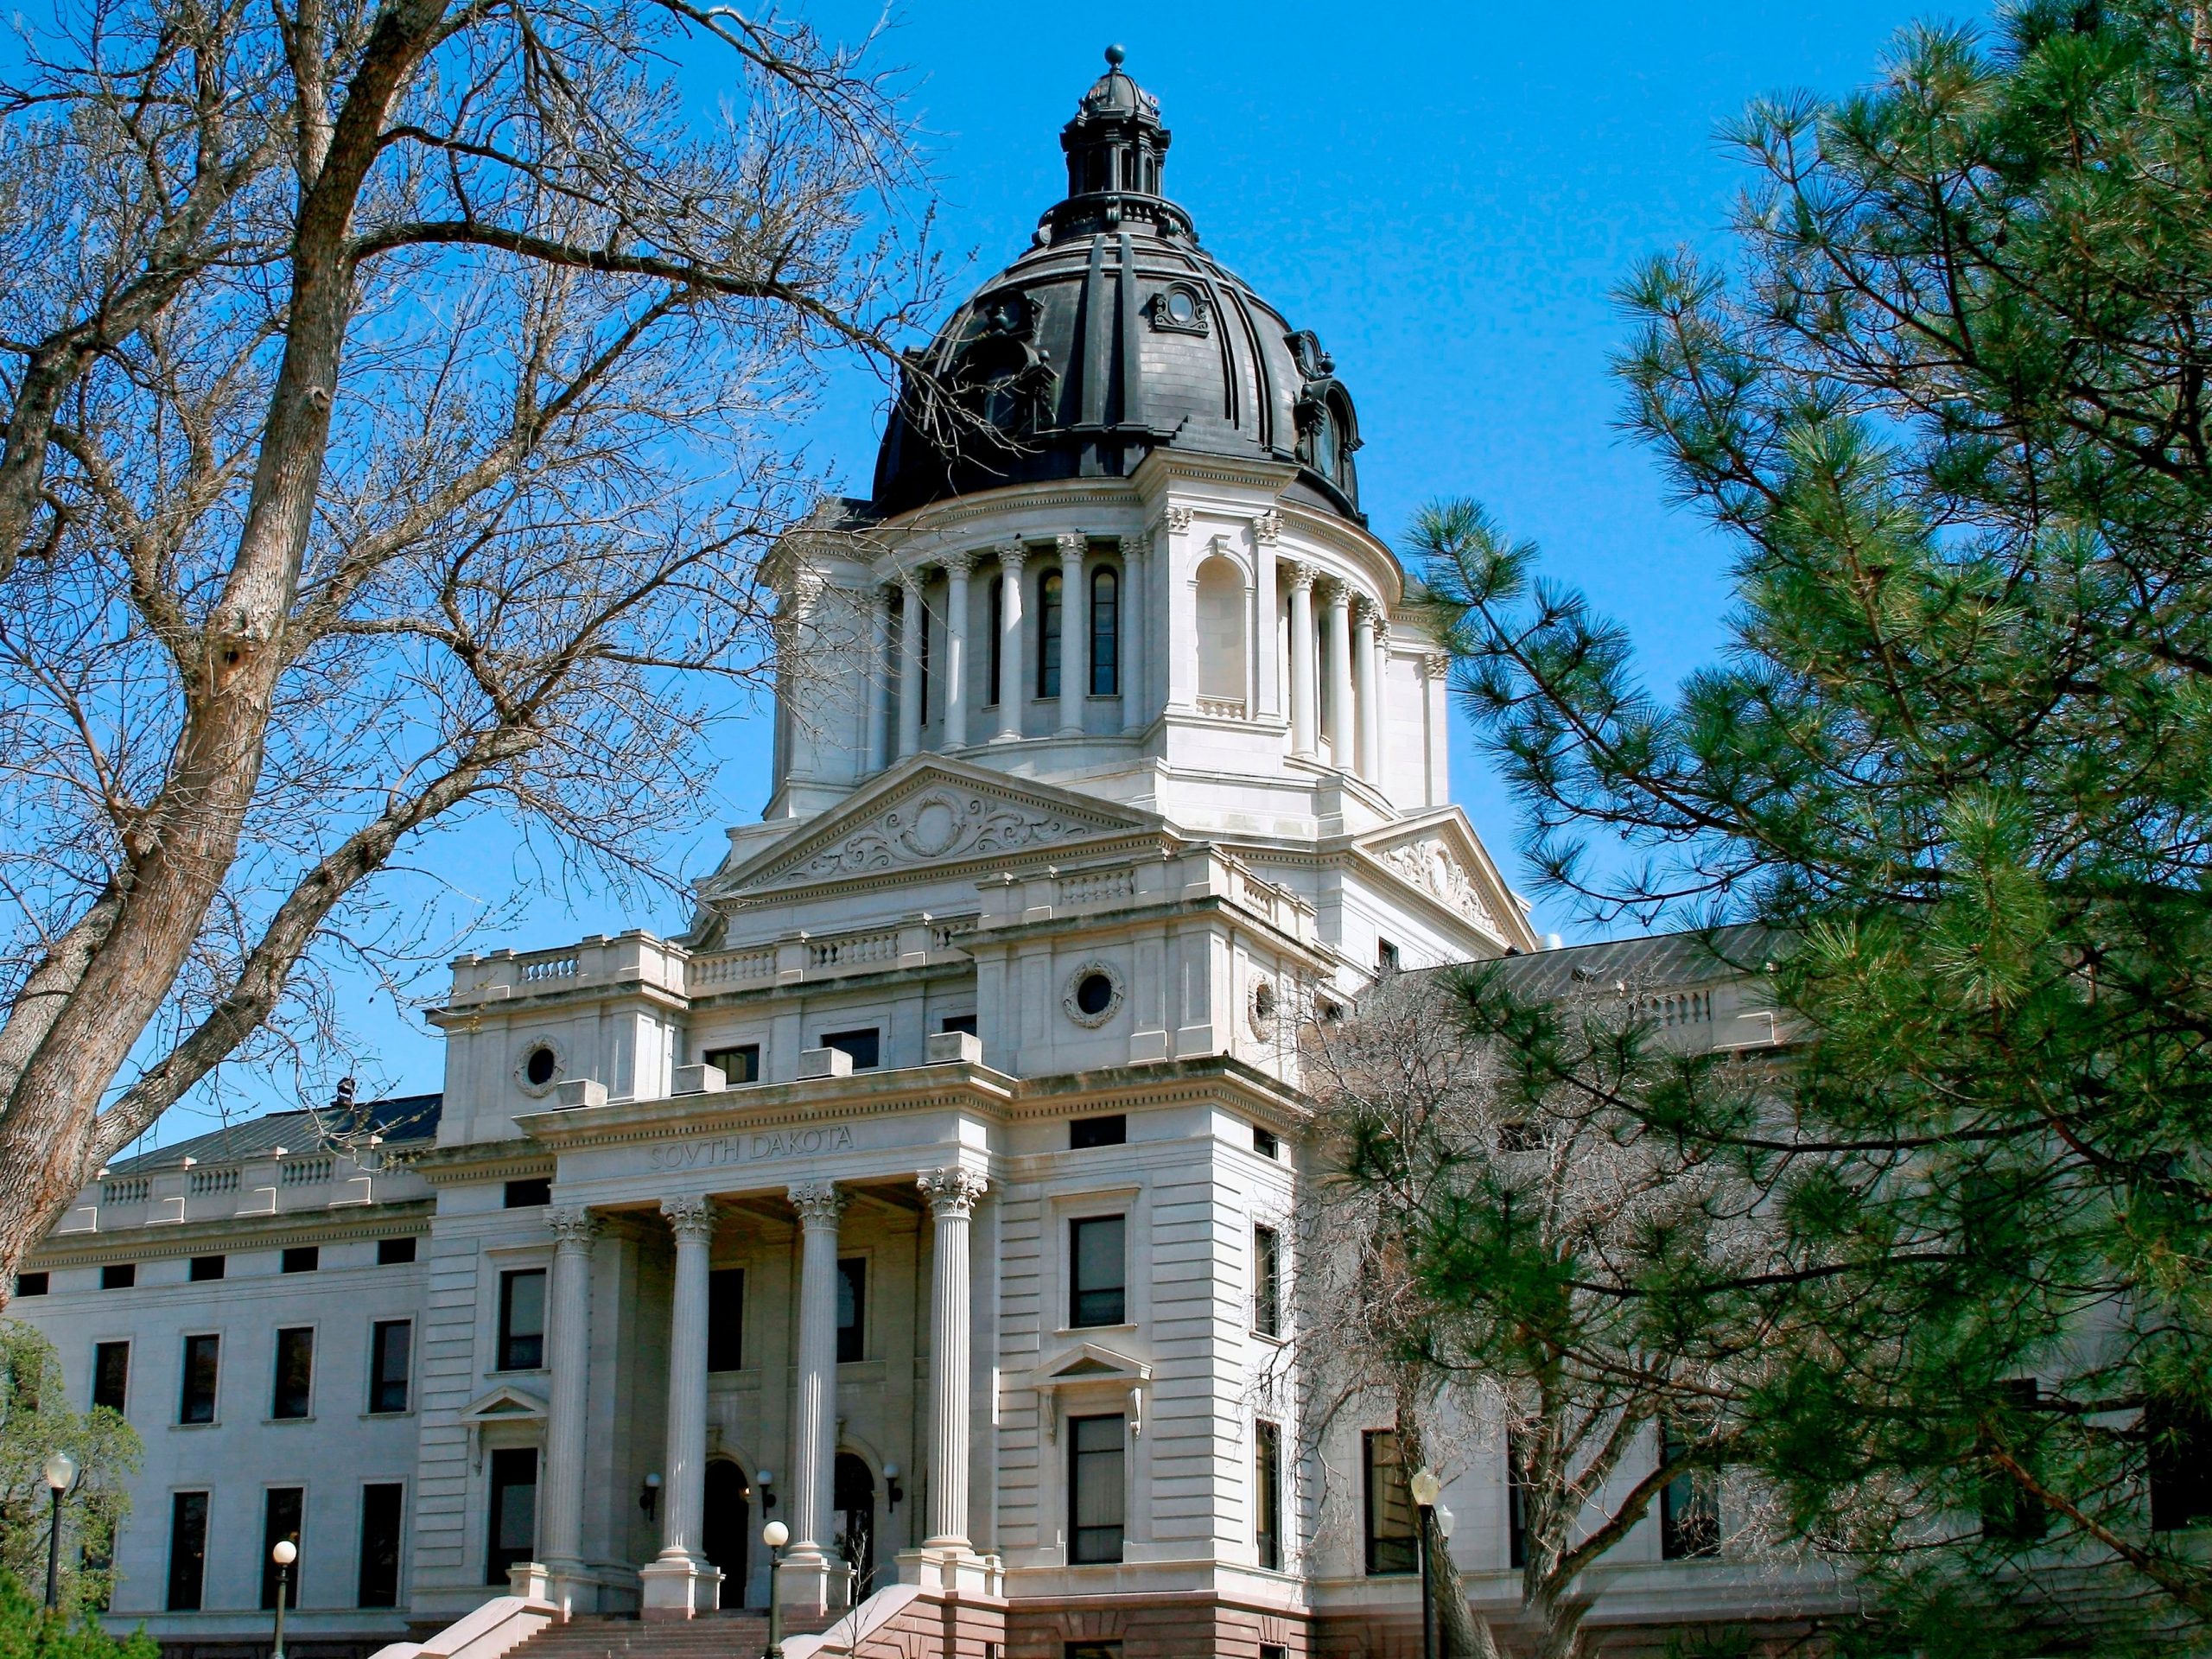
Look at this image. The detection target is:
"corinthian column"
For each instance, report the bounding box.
[917,1168,989,1552]
[1353,597,1382,782]
[942,552,973,747]
[865,585,891,772]
[1287,564,1318,757]
[1325,580,1356,766]
[1056,531,1087,734]
[896,571,924,760]
[995,544,1027,741]
[1120,534,1147,735]
[784,1180,847,1613]
[540,1206,599,1613]
[640,1195,718,1618]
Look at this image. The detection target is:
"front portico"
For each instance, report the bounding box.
[514,1058,1010,1621]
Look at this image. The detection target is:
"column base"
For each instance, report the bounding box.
[638,1553,721,1620]
[774,1548,844,1618]
[896,1545,1002,1598]
[526,1557,603,1621]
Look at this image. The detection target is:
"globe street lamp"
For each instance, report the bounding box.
[760,1520,790,1659]
[41,1450,79,1611]
[270,1540,297,1659]
[1408,1467,1444,1659]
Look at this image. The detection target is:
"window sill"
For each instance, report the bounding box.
[1057,1323,1136,1338]
[486,1367,549,1380]
[363,1408,415,1421]
[1249,1327,1287,1348]
[265,1415,315,1425]
[170,1420,219,1430]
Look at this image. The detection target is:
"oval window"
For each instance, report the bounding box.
[1254,982,1277,1022]
[1165,288,1197,325]
[524,1045,557,1088]
[1075,972,1115,1017]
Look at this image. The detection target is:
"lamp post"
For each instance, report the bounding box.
[1408,1467,1444,1659]
[761,1521,790,1659]
[270,1540,296,1659]
[41,1450,79,1611]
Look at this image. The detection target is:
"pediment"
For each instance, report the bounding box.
[459,1382,548,1423]
[709,756,1156,897]
[1354,809,1539,951]
[1027,1338,1154,1393]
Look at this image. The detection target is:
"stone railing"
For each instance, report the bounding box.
[188,1167,239,1196]
[690,944,776,988]
[100,1176,150,1205]
[1057,868,1135,907]
[1196,696,1248,720]
[808,929,899,970]
[280,1155,335,1185]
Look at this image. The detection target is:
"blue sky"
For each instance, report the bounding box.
[141,0,1966,1136]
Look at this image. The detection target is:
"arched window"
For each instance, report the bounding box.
[988,575,1004,705]
[1195,556,1247,712]
[1090,566,1119,696]
[1039,569,1064,698]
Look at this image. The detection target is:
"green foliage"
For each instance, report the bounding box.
[1417,1,2212,1650]
[0,1567,157,1659]
[0,1325,139,1618]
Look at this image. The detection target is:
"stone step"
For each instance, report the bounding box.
[512,1611,838,1659]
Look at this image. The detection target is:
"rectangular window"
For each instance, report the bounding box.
[1508,1433,1529,1569]
[709,1268,745,1372]
[988,575,1003,705]
[188,1254,226,1281]
[359,1484,404,1608]
[378,1237,416,1266]
[1066,1646,1123,1659]
[1070,1114,1126,1149]
[1363,1428,1418,1575]
[179,1333,219,1424]
[370,1320,411,1414]
[1253,1226,1281,1338]
[486,1447,538,1583]
[167,1491,209,1611]
[1981,1377,2049,1543]
[281,1245,319,1274]
[261,1486,303,1608]
[499,1269,547,1370]
[1252,1125,1280,1160]
[1376,938,1400,973]
[101,1263,136,1290]
[702,1045,760,1084]
[1070,1216,1127,1328]
[1090,566,1119,695]
[1255,1419,1283,1571]
[2150,1395,2212,1531]
[14,1271,47,1297]
[1068,1414,1126,1564]
[92,1341,130,1414]
[818,1028,880,1071]
[836,1258,867,1363]
[1039,570,1064,698]
[940,1014,978,1037]
[1659,1421,1720,1559]
[504,1178,551,1209]
[272,1326,315,1420]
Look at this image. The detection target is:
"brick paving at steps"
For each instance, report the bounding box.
[507,1611,838,1659]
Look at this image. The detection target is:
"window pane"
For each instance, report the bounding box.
[819,1028,880,1071]
[1660,1420,1720,1559]
[486,1447,538,1583]
[371,1321,411,1414]
[2150,1394,2212,1531]
[1254,1227,1281,1338]
[1090,568,1118,695]
[836,1258,867,1363]
[92,1341,129,1414]
[1039,572,1063,697]
[1255,1420,1282,1571]
[708,1269,745,1372]
[359,1484,404,1608]
[1069,1414,1125,1563]
[167,1491,208,1611]
[261,1487,303,1608]
[272,1327,315,1420]
[1363,1429,1417,1574]
[180,1334,219,1424]
[499,1270,546,1370]
[988,575,1003,704]
[1071,1217,1126,1327]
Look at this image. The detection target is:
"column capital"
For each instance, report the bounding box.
[1165,505,1195,533]
[660,1193,717,1243]
[1354,594,1386,627]
[787,1180,848,1228]
[918,1166,990,1217]
[1249,509,1283,545]
[941,549,976,578]
[1423,651,1452,680]
[1322,575,1353,608]
[1285,561,1318,594]
[548,1205,601,1249]
[1124,528,1152,559]
[1055,531,1087,561]
[995,542,1029,574]
[899,567,925,597]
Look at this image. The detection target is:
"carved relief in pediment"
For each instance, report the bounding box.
[1377,837,1497,931]
[753,787,1120,887]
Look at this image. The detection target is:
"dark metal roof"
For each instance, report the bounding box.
[107,1092,442,1175]
[1484,924,1785,1001]
[870,48,1364,524]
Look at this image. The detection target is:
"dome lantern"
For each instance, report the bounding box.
[1044,46,1193,245]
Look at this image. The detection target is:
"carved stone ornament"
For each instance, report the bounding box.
[1285,562,1318,594]
[1146,283,1211,335]
[918,1166,990,1217]
[940,549,976,578]
[787,1181,848,1228]
[661,1193,717,1243]
[1250,510,1282,546]
[1165,506,1194,533]
[1422,652,1451,681]
[1055,531,1088,560]
[996,543,1029,574]
[548,1206,601,1249]
[1248,976,1281,1039]
[769,787,1115,884]
[1380,839,1497,931]
[1063,960,1126,1028]
[513,1037,566,1098]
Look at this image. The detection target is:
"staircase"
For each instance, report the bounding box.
[509,1611,835,1659]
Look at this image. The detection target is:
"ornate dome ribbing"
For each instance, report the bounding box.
[869,47,1364,523]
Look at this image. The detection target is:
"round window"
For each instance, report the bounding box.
[1076,972,1114,1017]
[1165,288,1198,325]
[523,1045,557,1088]
[1250,979,1278,1037]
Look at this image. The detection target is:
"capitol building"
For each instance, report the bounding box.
[11,50,1792,1659]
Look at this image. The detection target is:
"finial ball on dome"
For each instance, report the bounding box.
[1104,43,1126,67]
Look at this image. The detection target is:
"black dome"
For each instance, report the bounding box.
[870,49,1364,524]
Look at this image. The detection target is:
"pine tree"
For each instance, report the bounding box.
[1416,3,2212,1649]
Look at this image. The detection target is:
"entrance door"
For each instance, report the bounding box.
[832,1453,875,1599]
[702,1461,750,1605]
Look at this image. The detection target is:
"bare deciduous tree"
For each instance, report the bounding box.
[0,0,938,1296]
[1294,969,1784,1659]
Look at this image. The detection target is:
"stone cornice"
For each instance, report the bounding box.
[405,1145,559,1185]
[27,1198,432,1268]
